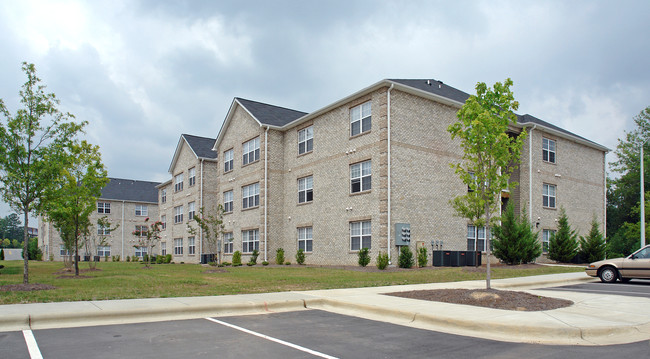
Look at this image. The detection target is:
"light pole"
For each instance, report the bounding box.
[642,144,646,248]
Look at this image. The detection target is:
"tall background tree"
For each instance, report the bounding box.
[188,205,225,264]
[448,78,526,289]
[44,141,108,276]
[0,62,86,283]
[607,106,650,256]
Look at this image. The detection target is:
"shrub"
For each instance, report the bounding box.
[358,248,370,267]
[165,254,172,263]
[492,203,541,264]
[232,251,242,266]
[26,238,42,260]
[0,248,4,260]
[376,251,389,270]
[417,247,428,267]
[131,255,138,262]
[143,254,149,263]
[296,248,305,265]
[262,261,269,266]
[398,246,414,268]
[249,249,259,265]
[156,255,164,264]
[209,261,217,266]
[276,248,285,265]
[548,208,579,263]
[579,216,606,263]
[284,261,291,265]
[104,255,109,262]
[222,261,231,266]
[49,254,54,262]
[126,256,131,262]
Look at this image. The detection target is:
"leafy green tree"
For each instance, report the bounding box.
[398,246,414,268]
[606,222,640,258]
[0,214,23,241]
[492,203,541,264]
[11,239,19,248]
[579,216,606,263]
[548,208,579,263]
[0,62,86,283]
[188,205,225,264]
[2,239,9,248]
[44,141,108,275]
[447,78,526,288]
[132,217,163,268]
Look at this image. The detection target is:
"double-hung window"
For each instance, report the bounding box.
[242,183,259,209]
[298,227,313,252]
[242,137,260,165]
[161,242,167,256]
[135,246,148,258]
[188,201,195,221]
[135,205,148,217]
[98,246,110,257]
[174,238,183,255]
[542,229,555,253]
[161,215,167,230]
[224,190,233,213]
[97,202,110,214]
[224,149,234,172]
[161,189,167,204]
[350,221,371,251]
[188,167,196,187]
[350,160,371,193]
[174,205,184,224]
[467,225,486,251]
[543,138,556,163]
[60,245,70,256]
[174,173,184,192]
[224,232,233,254]
[543,183,556,208]
[242,229,259,253]
[135,225,147,237]
[97,223,110,236]
[188,237,195,255]
[350,101,371,136]
[298,176,313,203]
[298,126,313,154]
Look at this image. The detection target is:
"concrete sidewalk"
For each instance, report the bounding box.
[1,272,649,346]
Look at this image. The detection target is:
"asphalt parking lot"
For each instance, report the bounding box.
[540,279,650,298]
[2,310,649,359]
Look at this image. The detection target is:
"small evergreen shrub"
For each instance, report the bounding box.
[376,251,389,270]
[276,248,285,265]
[548,208,579,263]
[165,254,172,263]
[296,248,305,265]
[492,203,541,265]
[232,251,242,266]
[131,255,138,262]
[398,246,414,268]
[222,261,231,266]
[417,247,428,267]
[247,262,255,266]
[262,261,269,266]
[358,248,370,267]
[143,254,149,263]
[156,255,164,264]
[126,256,131,262]
[0,249,4,260]
[284,261,291,265]
[249,249,259,265]
[579,217,606,263]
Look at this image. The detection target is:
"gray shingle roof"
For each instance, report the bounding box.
[236,97,307,127]
[182,134,217,159]
[100,178,160,203]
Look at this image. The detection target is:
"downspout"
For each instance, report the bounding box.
[121,200,125,259]
[603,153,607,242]
[264,126,269,262]
[387,83,394,263]
[200,158,204,257]
[528,125,537,221]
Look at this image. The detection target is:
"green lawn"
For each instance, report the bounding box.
[0,260,583,304]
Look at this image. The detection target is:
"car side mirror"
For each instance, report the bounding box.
[630,255,636,260]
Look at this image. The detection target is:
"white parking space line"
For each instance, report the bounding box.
[205,317,339,359]
[543,287,650,297]
[22,330,43,359]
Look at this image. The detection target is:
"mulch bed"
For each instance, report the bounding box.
[385,288,573,311]
[0,283,56,292]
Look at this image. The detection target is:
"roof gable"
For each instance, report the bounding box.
[168,134,217,173]
[100,178,160,203]
[235,98,307,127]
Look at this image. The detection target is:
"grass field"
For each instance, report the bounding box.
[0,260,584,305]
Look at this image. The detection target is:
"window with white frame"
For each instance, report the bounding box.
[542,229,555,253]
[188,201,195,221]
[242,183,259,209]
[224,190,233,213]
[97,202,110,214]
[174,238,183,255]
[298,126,313,154]
[467,225,486,252]
[60,245,70,256]
[242,137,260,165]
[224,232,233,254]
[298,227,313,252]
[135,246,148,258]
[174,205,184,224]
[350,101,371,136]
[97,223,110,236]
[543,138,556,163]
[161,189,167,203]
[174,173,184,192]
[188,237,195,255]
[161,241,167,256]
[350,160,371,193]
[242,229,259,253]
[350,221,371,251]
[97,246,110,257]
[135,225,147,237]
[161,215,167,230]
[298,176,313,203]
[543,183,556,208]
[189,167,196,187]
[224,149,234,172]
[135,205,148,216]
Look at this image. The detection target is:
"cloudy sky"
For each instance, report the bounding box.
[0,0,649,223]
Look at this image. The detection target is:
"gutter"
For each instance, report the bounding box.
[528,125,537,221]
[121,200,125,259]
[387,84,394,263]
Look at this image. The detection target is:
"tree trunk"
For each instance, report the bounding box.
[485,201,491,290]
[23,211,29,284]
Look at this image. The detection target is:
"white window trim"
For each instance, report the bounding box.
[298,126,313,155]
[188,202,195,221]
[224,149,234,172]
[135,205,148,217]
[224,232,234,254]
[298,176,313,204]
[188,237,196,255]
[542,229,555,253]
[174,205,184,224]
[224,190,234,213]
[298,227,313,253]
[242,229,259,254]
[543,138,556,164]
[467,225,486,252]
[350,221,371,251]
[242,137,260,165]
[543,183,557,208]
[350,160,372,194]
[174,173,184,192]
[174,238,183,255]
[97,202,111,214]
[188,167,196,187]
[350,101,372,137]
[242,183,260,209]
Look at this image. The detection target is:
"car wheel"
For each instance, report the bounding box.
[599,267,618,283]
